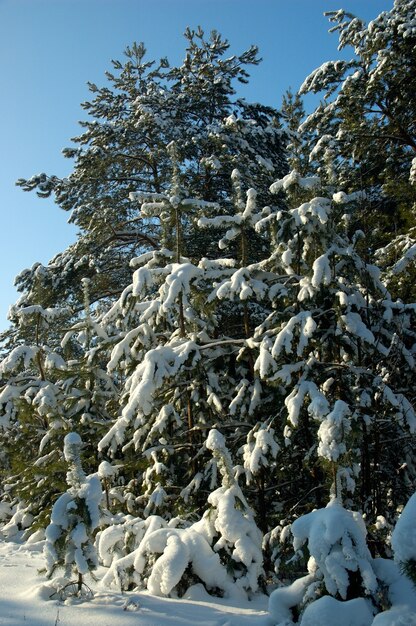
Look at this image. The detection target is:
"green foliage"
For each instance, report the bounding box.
[400,559,416,589]
[15,29,287,317]
[281,88,311,176]
[44,433,101,584]
[297,1,416,297]
[0,13,416,600]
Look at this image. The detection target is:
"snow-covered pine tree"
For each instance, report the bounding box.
[1,29,287,529]
[196,169,282,531]
[251,169,416,532]
[93,161,285,533]
[94,179,245,519]
[14,29,287,318]
[269,498,378,623]
[201,428,263,593]
[44,432,102,595]
[280,88,312,176]
[0,305,70,530]
[53,277,119,474]
[298,0,416,299]
[96,429,263,599]
[0,281,117,530]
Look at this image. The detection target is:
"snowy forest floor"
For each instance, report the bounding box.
[0,535,271,626]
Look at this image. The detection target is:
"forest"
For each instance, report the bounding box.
[0,1,416,624]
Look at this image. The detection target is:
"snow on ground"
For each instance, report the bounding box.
[0,536,272,626]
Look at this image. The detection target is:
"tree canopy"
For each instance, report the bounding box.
[1,5,416,622]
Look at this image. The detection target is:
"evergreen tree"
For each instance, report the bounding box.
[94,182,255,519]
[96,428,263,598]
[0,305,69,529]
[1,28,287,532]
[0,292,116,528]
[280,88,311,175]
[251,170,416,528]
[203,428,263,593]
[44,433,102,595]
[1,16,416,611]
[298,0,416,296]
[14,29,287,316]
[269,498,378,623]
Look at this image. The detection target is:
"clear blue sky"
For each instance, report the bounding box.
[0,0,390,328]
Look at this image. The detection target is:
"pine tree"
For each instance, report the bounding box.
[93,170,284,531]
[44,433,102,596]
[0,286,116,529]
[94,183,245,518]
[298,1,416,297]
[203,428,263,593]
[251,169,416,529]
[280,88,311,176]
[14,29,287,317]
[96,429,264,598]
[1,29,287,535]
[2,17,416,608]
[269,498,378,623]
[0,305,69,529]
